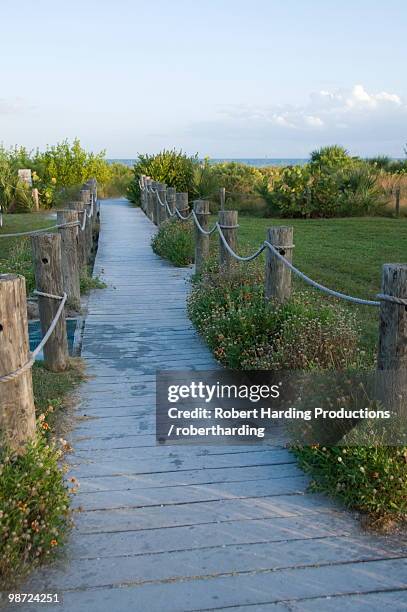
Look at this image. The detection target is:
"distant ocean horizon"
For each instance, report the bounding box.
[108,158,308,168]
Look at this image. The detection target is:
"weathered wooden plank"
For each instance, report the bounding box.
[20,559,407,612]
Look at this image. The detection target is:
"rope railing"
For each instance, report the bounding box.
[0,220,80,239]
[0,180,101,451]
[0,197,95,238]
[140,181,397,308]
[0,291,67,383]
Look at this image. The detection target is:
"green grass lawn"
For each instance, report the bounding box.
[222,216,407,357]
[0,212,56,294]
[0,211,56,258]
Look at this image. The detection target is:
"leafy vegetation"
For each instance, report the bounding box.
[131,146,405,218]
[80,269,107,294]
[188,261,360,370]
[0,140,129,212]
[128,150,198,204]
[151,219,194,267]
[0,361,84,587]
[294,444,407,524]
[0,431,72,587]
[262,146,387,218]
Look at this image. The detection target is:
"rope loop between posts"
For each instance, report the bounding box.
[0,292,67,383]
[191,211,218,236]
[140,178,397,310]
[0,220,80,239]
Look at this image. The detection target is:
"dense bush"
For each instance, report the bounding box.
[265,146,386,218]
[211,161,263,195]
[151,219,194,266]
[98,162,132,198]
[0,140,119,212]
[366,155,407,174]
[187,262,360,369]
[0,428,72,586]
[35,139,111,189]
[128,150,198,204]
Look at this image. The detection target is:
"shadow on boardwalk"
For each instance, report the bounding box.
[15,199,407,611]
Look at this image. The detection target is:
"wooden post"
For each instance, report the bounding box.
[80,189,92,262]
[145,178,152,221]
[0,274,36,453]
[218,210,238,272]
[176,192,189,217]
[32,188,39,211]
[265,226,294,303]
[68,201,87,271]
[157,183,167,226]
[220,187,226,211]
[395,186,401,217]
[31,233,69,372]
[57,210,81,311]
[167,187,176,215]
[377,264,407,411]
[151,181,159,226]
[139,175,146,211]
[85,180,98,238]
[193,200,210,273]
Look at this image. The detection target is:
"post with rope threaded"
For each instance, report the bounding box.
[57,210,81,311]
[265,226,294,303]
[139,175,145,211]
[176,192,189,217]
[148,178,155,222]
[152,181,159,225]
[157,183,167,226]
[31,233,69,372]
[218,210,238,272]
[194,200,210,274]
[167,187,176,215]
[85,179,98,241]
[377,264,407,411]
[220,187,226,211]
[0,274,36,453]
[68,201,87,271]
[80,188,92,263]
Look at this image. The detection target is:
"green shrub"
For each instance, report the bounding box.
[293,444,407,522]
[211,161,263,195]
[265,149,384,218]
[187,262,360,369]
[128,150,198,204]
[0,140,111,211]
[98,163,133,198]
[0,429,72,587]
[34,139,111,189]
[151,219,194,267]
[310,145,355,169]
[366,155,407,174]
[80,270,107,294]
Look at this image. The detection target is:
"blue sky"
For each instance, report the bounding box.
[1,0,406,157]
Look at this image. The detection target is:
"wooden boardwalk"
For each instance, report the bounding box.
[21,199,407,611]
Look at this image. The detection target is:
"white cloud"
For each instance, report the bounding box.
[305,115,324,127]
[188,84,407,156]
[346,84,402,108]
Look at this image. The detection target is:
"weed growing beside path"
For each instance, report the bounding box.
[0,361,85,588]
[151,219,194,267]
